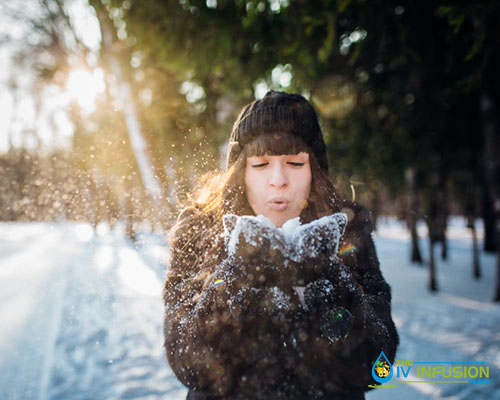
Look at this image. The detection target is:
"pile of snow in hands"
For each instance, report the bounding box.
[223,212,348,263]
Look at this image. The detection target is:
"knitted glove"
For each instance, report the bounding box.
[227,285,294,321]
[303,279,353,343]
[223,215,288,288]
[303,278,340,311]
[302,257,363,344]
[284,213,347,286]
[289,212,347,265]
[208,253,301,322]
[223,214,287,263]
[222,213,348,288]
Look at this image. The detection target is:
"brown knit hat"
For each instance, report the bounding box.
[226,90,329,171]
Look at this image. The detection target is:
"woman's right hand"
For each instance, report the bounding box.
[223,214,287,265]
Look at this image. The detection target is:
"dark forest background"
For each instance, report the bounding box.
[1,0,499,299]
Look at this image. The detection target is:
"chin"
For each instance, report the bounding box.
[271,216,289,228]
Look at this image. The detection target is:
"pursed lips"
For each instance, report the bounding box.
[268,196,289,211]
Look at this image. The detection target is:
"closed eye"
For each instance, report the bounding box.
[251,163,268,168]
[288,162,305,166]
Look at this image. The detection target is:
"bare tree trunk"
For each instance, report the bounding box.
[92,2,164,203]
[441,231,448,260]
[427,162,441,292]
[496,251,500,302]
[428,223,438,292]
[405,167,423,264]
[410,218,422,264]
[6,75,18,152]
[439,207,448,261]
[481,169,497,252]
[436,167,448,261]
[480,89,500,301]
[468,216,481,279]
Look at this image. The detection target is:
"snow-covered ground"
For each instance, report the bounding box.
[368,218,499,400]
[0,218,498,399]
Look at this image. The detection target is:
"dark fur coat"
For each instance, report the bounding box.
[163,201,399,400]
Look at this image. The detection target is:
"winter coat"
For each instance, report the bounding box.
[163,200,399,400]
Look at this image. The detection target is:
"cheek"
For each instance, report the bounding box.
[244,169,259,204]
[299,169,312,198]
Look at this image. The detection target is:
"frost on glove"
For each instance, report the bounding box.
[221,212,356,345]
[222,212,348,287]
[303,278,353,343]
[288,213,347,264]
[222,214,288,288]
[301,256,363,345]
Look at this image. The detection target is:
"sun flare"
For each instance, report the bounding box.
[66,68,106,113]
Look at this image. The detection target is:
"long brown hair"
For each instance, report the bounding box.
[170,133,342,289]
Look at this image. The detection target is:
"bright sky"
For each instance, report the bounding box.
[0,0,102,153]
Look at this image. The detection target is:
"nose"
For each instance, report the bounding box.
[269,161,288,188]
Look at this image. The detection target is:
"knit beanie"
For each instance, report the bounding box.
[226,90,329,172]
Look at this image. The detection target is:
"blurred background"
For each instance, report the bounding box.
[0,0,499,399]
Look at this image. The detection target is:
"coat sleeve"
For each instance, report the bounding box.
[163,209,298,397]
[335,203,399,391]
[285,203,399,395]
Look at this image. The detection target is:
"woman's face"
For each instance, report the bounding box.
[244,152,312,227]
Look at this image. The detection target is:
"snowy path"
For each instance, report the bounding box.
[0,222,187,400]
[0,219,498,399]
[0,224,72,400]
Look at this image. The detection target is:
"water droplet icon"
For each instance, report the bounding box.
[371,351,393,384]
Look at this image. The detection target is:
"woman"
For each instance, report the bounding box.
[164,91,399,399]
